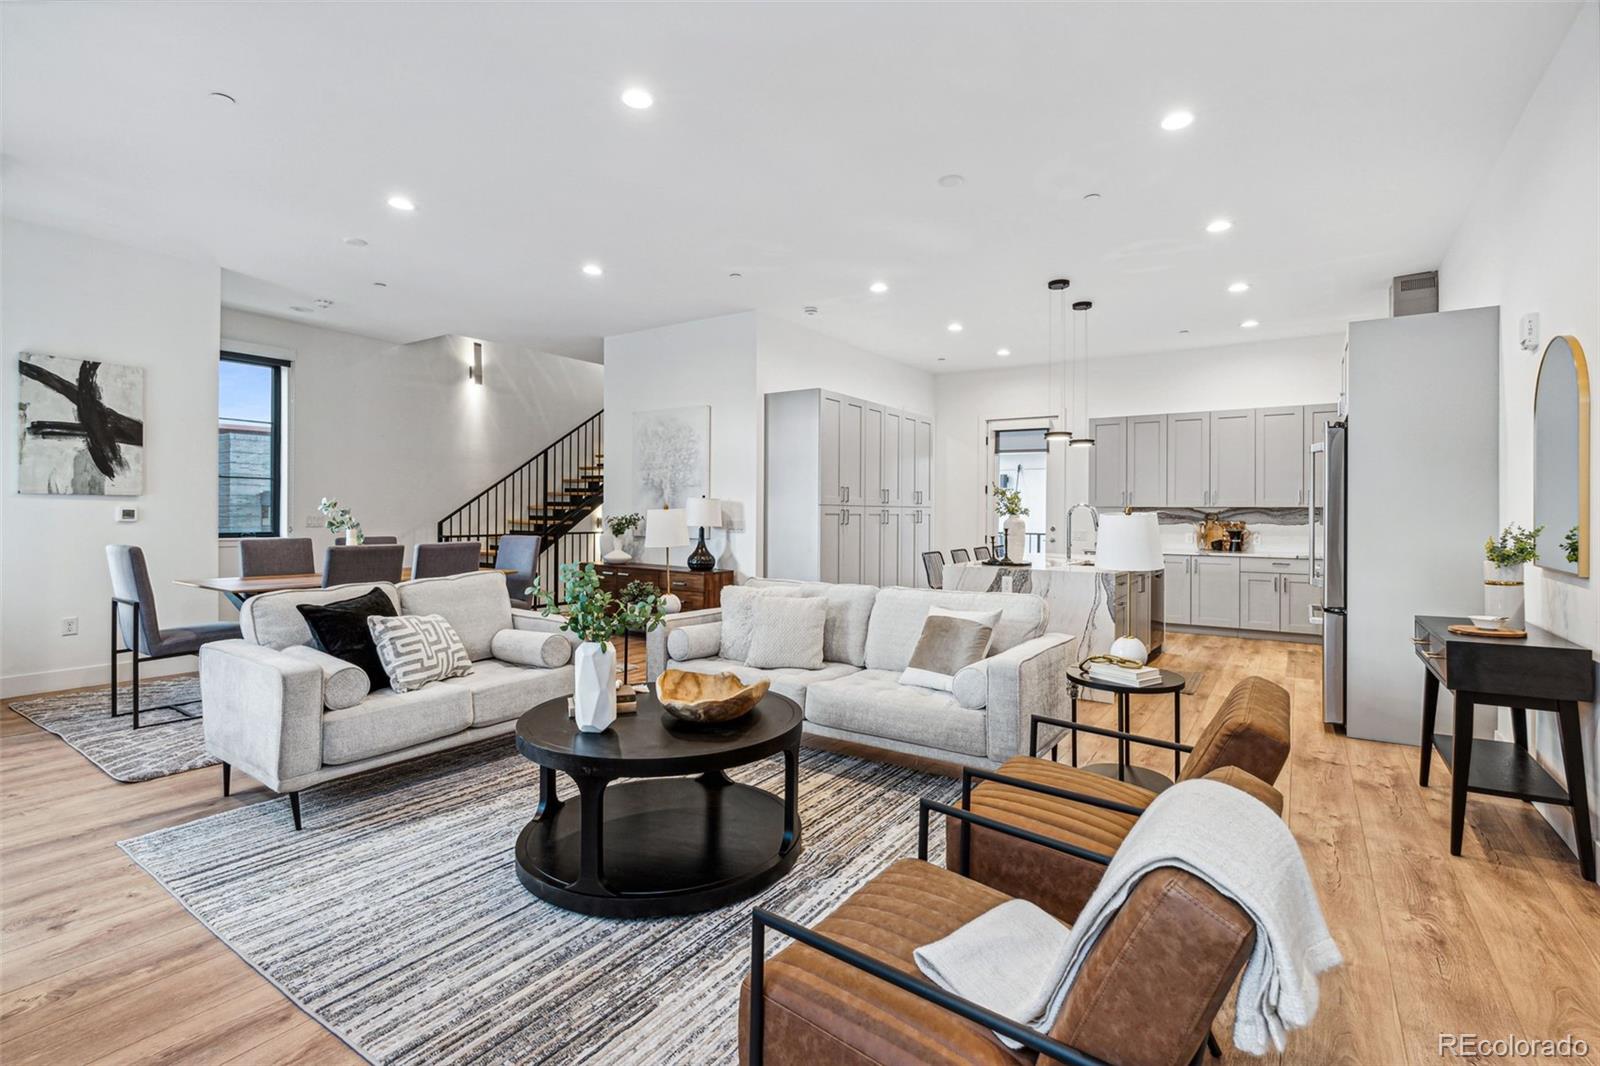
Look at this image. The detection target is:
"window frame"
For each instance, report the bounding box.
[218,350,289,539]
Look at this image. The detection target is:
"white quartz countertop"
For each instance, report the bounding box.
[949,559,1152,574]
[1160,547,1309,560]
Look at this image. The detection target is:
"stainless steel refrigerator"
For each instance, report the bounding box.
[1310,306,1500,742]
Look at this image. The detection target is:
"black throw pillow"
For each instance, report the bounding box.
[296,588,398,691]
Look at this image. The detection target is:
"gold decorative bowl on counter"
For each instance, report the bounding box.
[656,669,770,725]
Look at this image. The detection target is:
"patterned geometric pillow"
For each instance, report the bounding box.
[366,614,472,693]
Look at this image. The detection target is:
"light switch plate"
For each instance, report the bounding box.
[114,505,138,522]
[1519,312,1540,351]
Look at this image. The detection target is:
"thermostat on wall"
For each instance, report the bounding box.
[115,505,138,522]
[1520,313,1540,352]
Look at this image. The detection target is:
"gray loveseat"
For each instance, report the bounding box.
[200,570,576,828]
[647,580,1072,768]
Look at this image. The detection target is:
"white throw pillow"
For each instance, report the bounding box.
[490,628,572,668]
[368,614,473,693]
[667,622,723,661]
[282,644,371,710]
[719,585,813,662]
[899,607,1002,691]
[745,597,828,670]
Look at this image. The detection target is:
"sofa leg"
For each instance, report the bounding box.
[289,791,302,831]
[222,762,231,797]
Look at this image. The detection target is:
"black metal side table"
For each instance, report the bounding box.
[1061,665,1187,792]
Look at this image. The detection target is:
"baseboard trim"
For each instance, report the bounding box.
[1165,624,1318,644]
[1,656,197,700]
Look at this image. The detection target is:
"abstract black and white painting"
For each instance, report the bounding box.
[17,352,145,496]
[633,405,709,508]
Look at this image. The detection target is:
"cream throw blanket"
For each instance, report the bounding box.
[914,779,1342,1055]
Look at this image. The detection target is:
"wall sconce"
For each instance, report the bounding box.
[467,341,484,385]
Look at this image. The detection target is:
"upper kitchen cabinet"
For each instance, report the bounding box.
[1089,417,1128,508]
[1256,406,1306,506]
[1167,412,1211,506]
[881,407,904,506]
[1208,409,1257,507]
[861,402,884,506]
[1126,414,1167,507]
[911,415,934,506]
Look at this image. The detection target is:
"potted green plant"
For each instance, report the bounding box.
[1563,525,1580,566]
[1483,523,1541,628]
[318,497,363,544]
[603,511,643,563]
[541,563,665,732]
[994,486,1029,563]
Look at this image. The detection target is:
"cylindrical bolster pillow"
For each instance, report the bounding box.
[952,661,989,710]
[666,622,722,661]
[491,628,573,668]
[282,644,371,710]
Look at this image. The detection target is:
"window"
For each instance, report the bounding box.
[218,352,286,537]
[992,428,1050,558]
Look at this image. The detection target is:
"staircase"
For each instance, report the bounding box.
[436,410,603,604]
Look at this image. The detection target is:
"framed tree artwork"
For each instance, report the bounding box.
[633,405,709,508]
[16,352,145,496]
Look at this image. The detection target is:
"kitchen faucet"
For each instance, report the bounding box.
[1065,502,1099,562]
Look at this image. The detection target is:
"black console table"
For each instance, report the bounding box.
[1414,614,1594,882]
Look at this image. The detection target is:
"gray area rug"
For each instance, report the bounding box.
[8,677,214,782]
[121,740,958,1065]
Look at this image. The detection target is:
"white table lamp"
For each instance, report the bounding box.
[685,496,723,572]
[1094,511,1163,664]
[643,507,690,612]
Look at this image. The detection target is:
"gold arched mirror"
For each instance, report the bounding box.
[1533,335,1589,577]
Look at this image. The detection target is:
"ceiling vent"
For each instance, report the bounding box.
[1390,271,1439,317]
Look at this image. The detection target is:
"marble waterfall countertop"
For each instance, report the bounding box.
[943,561,1119,677]
[1159,547,1310,560]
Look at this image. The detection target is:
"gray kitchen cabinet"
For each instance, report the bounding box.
[859,505,883,586]
[1191,555,1241,627]
[839,396,865,504]
[861,403,884,507]
[1281,574,1321,635]
[1305,404,1339,510]
[1208,409,1257,507]
[912,416,934,506]
[882,408,905,506]
[1090,417,1128,508]
[1167,412,1211,506]
[820,506,864,584]
[1127,414,1167,507]
[1163,555,1193,624]
[819,393,843,505]
[1240,571,1283,631]
[875,509,903,586]
[898,507,933,588]
[1255,406,1306,507]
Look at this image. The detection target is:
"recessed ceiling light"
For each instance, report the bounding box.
[581,263,604,277]
[208,91,236,105]
[947,321,964,333]
[343,236,368,247]
[1082,192,1102,200]
[996,348,1011,357]
[1241,319,1260,329]
[289,305,315,313]
[1160,109,1195,131]
[1227,281,1250,293]
[372,282,388,288]
[1178,329,1191,335]
[937,174,965,188]
[937,357,947,363]
[620,87,654,110]
[1205,218,1232,234]
[728,272,743,279]
[387,195,416,211]
[869,281,889,294]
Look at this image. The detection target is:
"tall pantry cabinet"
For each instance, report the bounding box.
[766,389,935,587]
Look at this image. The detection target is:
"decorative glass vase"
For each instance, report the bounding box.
[346,527,365,546]
[573,641,618,733]
[1003,516,1027,563]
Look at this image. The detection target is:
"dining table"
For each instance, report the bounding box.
[177,569,515,608]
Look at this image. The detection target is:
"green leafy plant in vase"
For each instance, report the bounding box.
[318,497,363,544]
[604,511,643,563]
[541,563,665,732]
[1563,525,1580,565]
[1483,523,1541,629]
[994,485,1029,564]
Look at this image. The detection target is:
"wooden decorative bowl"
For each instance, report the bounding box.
[657,670,769,725]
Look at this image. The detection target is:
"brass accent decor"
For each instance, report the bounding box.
[656,670,770,724]
[1532,335,1589,578]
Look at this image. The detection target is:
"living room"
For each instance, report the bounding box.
[3,3,1598,1064]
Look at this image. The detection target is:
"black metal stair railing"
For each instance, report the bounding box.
[436,409,603,604]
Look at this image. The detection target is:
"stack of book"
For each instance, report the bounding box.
[1085,661,1164,687]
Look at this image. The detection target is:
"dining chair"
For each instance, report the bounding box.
[334,534,398,545]
[412,541,483,579]
[494,534,541,607]
[106,545,241,728]
[322,544,405,586]
[973,545,992,562]
[239,537,315,577]
[921,550,945,589]
[949,547,972,564]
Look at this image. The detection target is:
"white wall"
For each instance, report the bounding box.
[934,333,1345,552]
[756,315,935,414]
[1,219,222,696]
[1438,1,1599,862]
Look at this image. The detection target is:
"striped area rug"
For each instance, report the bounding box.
[121,740,958,1064]
[8,677,213,782]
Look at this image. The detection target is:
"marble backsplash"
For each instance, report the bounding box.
[1144,506,1313,556]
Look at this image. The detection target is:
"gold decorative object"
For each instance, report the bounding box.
[656,669,769,724]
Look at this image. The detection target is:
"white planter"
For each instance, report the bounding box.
[1483,561,1526,628]
[572,641,618,733]
[1003,516,1028,563]
[603,532,632,564]
[344,527,364,545]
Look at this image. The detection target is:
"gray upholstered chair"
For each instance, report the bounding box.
[239,537,315,577]
[412,541,482,579]
[949,547,972,564]
[494,534,540,607]
[106,545,241,728]
[922,550,945,588]
[973,545,992,562]
[322,544,405,586]
[334,534,398,545]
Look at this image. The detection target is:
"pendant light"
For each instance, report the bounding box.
[1043,278,1073,442]
[1068,300,1095,447]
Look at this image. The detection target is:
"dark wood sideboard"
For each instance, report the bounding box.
[596,561,735,613]
[1414,614,1594,882]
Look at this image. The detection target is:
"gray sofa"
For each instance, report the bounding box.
[200,570,576,828]
[647,580,1072,768]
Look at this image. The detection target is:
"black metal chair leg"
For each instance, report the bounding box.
[1207,1029,1223,1057]
[289,791,303,831]
[131,638,141,730]
[109,599,119,719]
[222,762,232,797]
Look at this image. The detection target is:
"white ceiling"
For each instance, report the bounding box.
[2,2,1581,370]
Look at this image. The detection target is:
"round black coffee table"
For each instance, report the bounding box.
[513,685,804,918]
[1063,665,1187,792]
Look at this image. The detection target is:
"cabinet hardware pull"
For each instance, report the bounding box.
[1421,650,1445,660]
[1410,636,1429,645]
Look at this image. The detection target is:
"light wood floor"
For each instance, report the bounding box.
[2,632,1596,1065]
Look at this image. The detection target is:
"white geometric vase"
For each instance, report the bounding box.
[602,531,632,564]
[1483,561,1526,629]
[572,641,618,733]
[1004,516,1027,563]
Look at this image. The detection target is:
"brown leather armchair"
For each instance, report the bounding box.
[948,675,1291,921]
[741,798,1255,1066]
